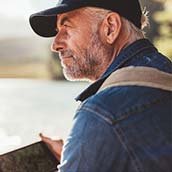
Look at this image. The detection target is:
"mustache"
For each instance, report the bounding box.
[59,50,74,58]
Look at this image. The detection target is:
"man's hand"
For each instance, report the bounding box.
[39,133,64,162]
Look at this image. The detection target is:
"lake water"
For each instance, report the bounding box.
[0,79,88,154]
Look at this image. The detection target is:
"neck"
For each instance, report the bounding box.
[111,24,144,60]
[112,36,141,60]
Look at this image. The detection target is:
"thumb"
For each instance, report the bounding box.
[39,133,63,161]
[39,133,54,145]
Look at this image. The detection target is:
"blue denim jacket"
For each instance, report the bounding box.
[58,39,172,172]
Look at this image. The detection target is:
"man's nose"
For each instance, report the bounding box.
[51,34,65,52]
[51,40,62,53]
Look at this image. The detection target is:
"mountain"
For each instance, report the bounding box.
[0,36,52,64]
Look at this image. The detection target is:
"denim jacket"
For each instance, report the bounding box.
[58,39,172,172]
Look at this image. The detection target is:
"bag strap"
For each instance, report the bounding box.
[98,66,172,93]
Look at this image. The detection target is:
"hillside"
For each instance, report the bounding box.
[0,37,55,79]
[0,37,51,64]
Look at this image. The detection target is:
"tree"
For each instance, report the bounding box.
[153,0,172,59]
[140,0,164,41]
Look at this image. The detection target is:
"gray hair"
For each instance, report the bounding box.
[84,7,149,39]
[121,7,149,38]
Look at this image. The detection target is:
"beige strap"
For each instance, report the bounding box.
[98,66,172,92]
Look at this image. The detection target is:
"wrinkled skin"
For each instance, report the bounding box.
[51,8,113,81]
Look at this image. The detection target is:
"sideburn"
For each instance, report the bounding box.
[82,30,113,80]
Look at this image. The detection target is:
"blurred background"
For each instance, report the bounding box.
[0,0,171,154]
[0,0,172,79]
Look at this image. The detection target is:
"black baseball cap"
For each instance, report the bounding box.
[29,0,142,37]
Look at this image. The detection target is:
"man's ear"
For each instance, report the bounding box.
[102,12,122,44]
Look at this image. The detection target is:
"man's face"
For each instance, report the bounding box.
[52,8,113,81]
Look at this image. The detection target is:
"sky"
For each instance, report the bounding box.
[0,0,57,19]
[0,0,58,38]
[0,0,33,19]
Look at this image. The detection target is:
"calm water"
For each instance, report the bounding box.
[0,79,88,154]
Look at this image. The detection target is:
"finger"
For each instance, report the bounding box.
[39,133,64,148]
[39,133,53,144]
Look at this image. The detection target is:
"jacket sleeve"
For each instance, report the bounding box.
[57,102,124,172]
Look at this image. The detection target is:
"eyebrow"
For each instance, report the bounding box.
[60,16,71,26]
[56,15,72,32]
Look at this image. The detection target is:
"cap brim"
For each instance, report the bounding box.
[29,4,83,37]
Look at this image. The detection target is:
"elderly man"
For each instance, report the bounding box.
[30,0,172,171]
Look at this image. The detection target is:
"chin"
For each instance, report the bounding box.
[63,70,93,82]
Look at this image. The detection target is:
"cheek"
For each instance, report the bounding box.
[67,36,85,55]
[66,27,94,59]
[69,34,91,52]
[57,28,70,42]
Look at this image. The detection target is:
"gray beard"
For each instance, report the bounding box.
[63,33,112,81]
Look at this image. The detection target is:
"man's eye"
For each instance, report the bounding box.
[63,23,70,27]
